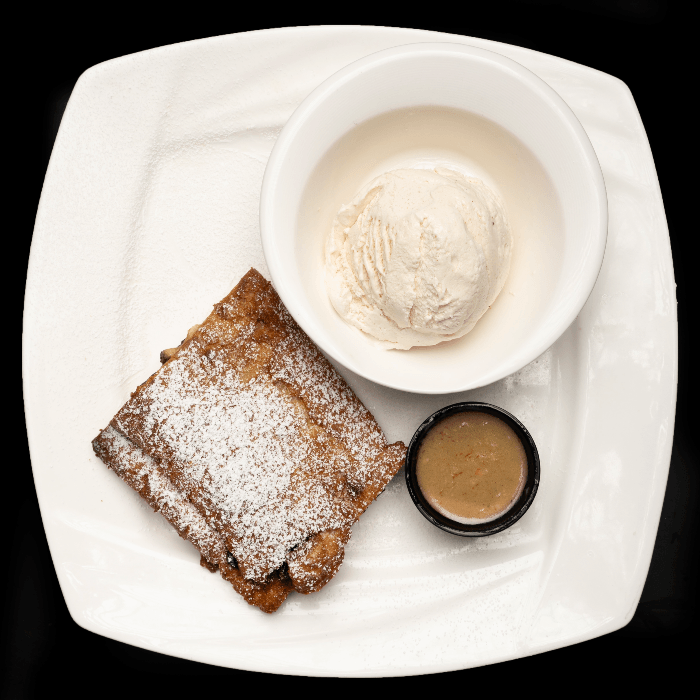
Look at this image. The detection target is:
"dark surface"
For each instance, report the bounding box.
[10,3,696,695]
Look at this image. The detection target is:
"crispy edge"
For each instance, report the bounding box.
[287,526,352,594]
[92,426,293,613]
[219,559,294,614]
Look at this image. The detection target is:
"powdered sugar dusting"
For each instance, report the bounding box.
[112,271,405,583]
[95,425,226,567]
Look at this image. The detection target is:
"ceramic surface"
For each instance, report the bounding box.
[23,26,676,676]
[261,42,608,393]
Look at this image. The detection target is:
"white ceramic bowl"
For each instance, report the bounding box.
[260,42,607,394]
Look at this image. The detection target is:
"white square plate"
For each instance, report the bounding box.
[23,26,676,676]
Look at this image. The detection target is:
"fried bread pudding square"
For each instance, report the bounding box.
[93,269,405,612]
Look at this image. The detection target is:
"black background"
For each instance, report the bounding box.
[9,2,697,694]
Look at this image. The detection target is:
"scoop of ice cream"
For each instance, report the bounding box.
[325,168,512,349]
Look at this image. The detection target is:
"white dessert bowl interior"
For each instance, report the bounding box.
[260,42,607,394]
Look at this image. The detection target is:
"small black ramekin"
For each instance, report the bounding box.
[405,402,539,537]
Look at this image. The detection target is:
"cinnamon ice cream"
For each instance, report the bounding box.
[325,168,512,349]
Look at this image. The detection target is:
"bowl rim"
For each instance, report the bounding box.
[404,401,540,536]
[260,41,608,394]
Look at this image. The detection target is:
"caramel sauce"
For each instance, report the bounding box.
[416,411,526,524]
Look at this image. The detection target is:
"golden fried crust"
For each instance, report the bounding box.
[287,527,351,594]
[92,425,226,570]
[93,269,406,613]
[218,561,294,614]
[93,425,295,612]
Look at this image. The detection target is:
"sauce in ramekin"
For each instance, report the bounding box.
[416,411,526,524]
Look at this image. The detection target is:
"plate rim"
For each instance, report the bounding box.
[23,24,677,677]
